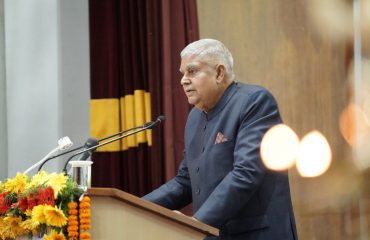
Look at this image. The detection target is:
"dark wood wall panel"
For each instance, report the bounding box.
[197,0,369,238]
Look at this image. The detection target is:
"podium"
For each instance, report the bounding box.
[87,188,219,240]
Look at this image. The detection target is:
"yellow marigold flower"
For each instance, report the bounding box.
[32,205,47,224]
[20,218,39,231]
[0,181,4,191]
[0,217,6,238]
[44,205,67,227]
[2,216,28,239]
[25,209,33,217]
[43,229,66,240]
[28,171,50,188]
[47,173,68,198]
[4,172,29,193]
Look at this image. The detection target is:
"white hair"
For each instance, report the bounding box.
[180,39,235,81]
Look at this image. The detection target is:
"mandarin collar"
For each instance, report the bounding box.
[202,81,238,120]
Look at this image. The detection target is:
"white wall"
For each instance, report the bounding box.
[2,0,90,178]
[0,0,7,180]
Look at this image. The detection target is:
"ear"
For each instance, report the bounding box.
[215,64,226,83]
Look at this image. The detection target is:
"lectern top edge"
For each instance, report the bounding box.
[87,187,219,237]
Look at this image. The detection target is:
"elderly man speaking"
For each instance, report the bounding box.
[143,39,297,240]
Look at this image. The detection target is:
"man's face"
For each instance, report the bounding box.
[179,56,222,111]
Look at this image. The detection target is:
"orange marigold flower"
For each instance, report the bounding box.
[80,208,90,214]
[80,224,91,230]
[80,232,91,239]
[68,220,78,226]
[81,196,90,202]
[79,201,91,208]
[80,213,90,218]
[68,215,77,221]
[68,201,78,209]
[68,209,78,215]
[68,231,79,237]
[67,225,79,232]
[80,218,91,224]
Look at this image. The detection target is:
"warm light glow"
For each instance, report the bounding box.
[260,124,299,171]
[296,131,332,177]
[339,103,370,146]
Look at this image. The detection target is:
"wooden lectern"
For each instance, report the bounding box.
[87,188,219,240]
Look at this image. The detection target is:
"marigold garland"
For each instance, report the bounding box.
[79,196,91,240]
[80,196,91,240]
[67,201,79,240]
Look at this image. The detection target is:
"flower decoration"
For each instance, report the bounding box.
[43,229,66,240]
[67,202,78,240]
[79,196,91,240]
[0,171,85,240]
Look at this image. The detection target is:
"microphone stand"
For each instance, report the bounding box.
[62,120,159,173]
[37,123,153,172]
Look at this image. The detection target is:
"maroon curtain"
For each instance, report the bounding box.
[89,0,199,196]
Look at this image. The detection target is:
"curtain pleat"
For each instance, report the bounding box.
[88,0,199,197]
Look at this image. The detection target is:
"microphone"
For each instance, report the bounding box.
[23,136,73,175]
[62,115,165,173]
[36,116,165,172]
[153,115,165,126]
[77,138,99,160]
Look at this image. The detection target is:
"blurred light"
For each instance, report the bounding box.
[296,131,332,177]
[307,0,353,42]
[260,124,299,171]
[339,103,370,146]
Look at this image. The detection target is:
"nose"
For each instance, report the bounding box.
[181,75,191,85]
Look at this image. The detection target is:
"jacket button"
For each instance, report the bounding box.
[195,189,200,194]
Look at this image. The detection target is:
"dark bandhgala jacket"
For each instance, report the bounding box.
[143,82,297,240]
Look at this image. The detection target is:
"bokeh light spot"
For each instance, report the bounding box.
[261,124,299,171]
[296,131,332,177]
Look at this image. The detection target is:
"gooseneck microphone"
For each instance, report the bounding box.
[77,138,99,160]
[23,136,73,175]
[62,115,165,173]
[37,116,165,172]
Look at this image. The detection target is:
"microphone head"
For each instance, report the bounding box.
[157,115,166,122]
[146,115,166,129]
[58,136,73,150]
[78,137,99,160]
[85,137,99,150]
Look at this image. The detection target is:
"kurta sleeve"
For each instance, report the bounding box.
[142,157,193,210]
